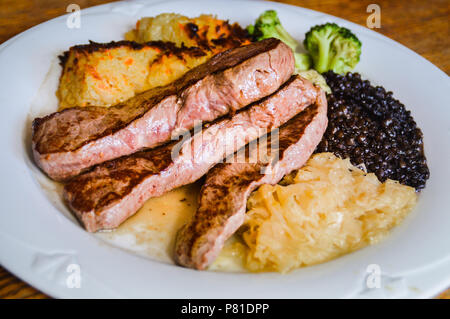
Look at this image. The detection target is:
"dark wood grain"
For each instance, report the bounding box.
[0,267,48,299]
[0,0,448,299]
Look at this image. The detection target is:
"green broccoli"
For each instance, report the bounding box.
[303,23,361,74]
[247,10,311,72]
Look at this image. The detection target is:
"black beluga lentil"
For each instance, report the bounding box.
[315,71,429,190]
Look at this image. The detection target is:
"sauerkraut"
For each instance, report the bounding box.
[240,152,417,273]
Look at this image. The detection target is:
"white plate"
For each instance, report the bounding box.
[0,0,449,298]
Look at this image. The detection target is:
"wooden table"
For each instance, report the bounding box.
[0,0,448,299]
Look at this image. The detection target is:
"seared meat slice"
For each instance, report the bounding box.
[63,75,319,232]
[33,38,294,181]
[174,90,327,270]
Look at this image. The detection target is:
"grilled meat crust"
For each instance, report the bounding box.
[174,91,328,270]
[63,75,319,232]
[33,38,295,181]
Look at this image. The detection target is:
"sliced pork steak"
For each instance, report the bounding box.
[33,38,294,181]
[174,90,327,270]
[63,75,319,232]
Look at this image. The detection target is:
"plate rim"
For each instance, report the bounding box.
[0,0,449,299]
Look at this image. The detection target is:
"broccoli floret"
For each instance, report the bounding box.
[303,23,361,74]
[294,53,312,73]
[247,10,311,71]
[297,69,331,94]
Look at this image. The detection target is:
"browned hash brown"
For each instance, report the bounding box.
[57,14,252,109]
